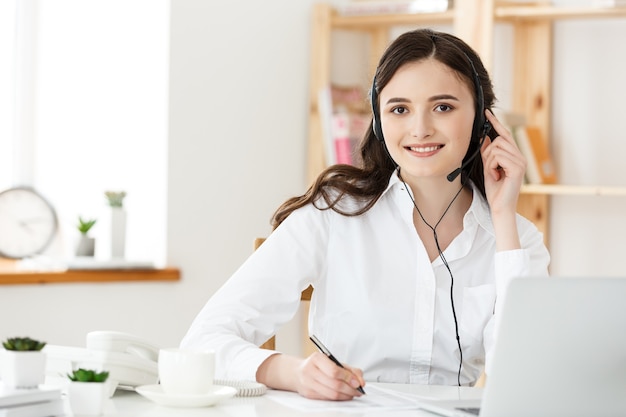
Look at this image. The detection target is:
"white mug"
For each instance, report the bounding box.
[158,348,215,395]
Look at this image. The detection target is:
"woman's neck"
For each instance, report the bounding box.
[399,173,472,227]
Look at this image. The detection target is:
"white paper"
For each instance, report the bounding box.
[265,384,420,413]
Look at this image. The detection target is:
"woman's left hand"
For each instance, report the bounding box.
[480,109,527,215]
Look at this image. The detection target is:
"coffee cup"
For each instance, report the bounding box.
[158,348,215,395]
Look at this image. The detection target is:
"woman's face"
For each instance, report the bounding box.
[378,58,475,184]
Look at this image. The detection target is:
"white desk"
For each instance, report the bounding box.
[99,383,482,417]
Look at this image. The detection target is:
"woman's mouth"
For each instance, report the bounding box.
[408,145,443,153]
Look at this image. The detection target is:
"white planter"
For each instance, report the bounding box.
[76,236,96,257]
[0,350,46,388]
[68,381,108,416]
[110,208,126,259]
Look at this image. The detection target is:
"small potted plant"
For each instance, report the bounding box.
[67,368,111,416]
[1,337,47,388]
[76,216,97,256]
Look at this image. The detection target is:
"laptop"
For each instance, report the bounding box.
[418,277,626,417]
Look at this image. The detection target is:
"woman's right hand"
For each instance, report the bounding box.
[257,352,365,400]
[295,352,365,400]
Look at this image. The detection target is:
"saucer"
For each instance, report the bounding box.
[135,384,237,408]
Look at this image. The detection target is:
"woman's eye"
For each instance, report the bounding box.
[435,104,453,112]
[391,106,407,115]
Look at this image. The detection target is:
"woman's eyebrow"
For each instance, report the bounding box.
[384,97,410,105]
[384,94,460,105]
[428,94,459,102]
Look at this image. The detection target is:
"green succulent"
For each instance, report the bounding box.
[2,337,47,351]
[77,217,97,235]
[104,191,126,208]
[67,368,110,383]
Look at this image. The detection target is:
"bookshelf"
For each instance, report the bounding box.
[306,1,626,246]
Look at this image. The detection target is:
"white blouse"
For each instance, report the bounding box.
[180,173,550,386]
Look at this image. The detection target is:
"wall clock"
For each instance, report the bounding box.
[0,186,58,259]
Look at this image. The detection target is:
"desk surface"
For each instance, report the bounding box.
[96,383,482,417]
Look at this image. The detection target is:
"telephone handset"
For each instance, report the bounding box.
[86,330,159,363]
[44,331,159,390]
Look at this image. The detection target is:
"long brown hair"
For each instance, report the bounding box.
[272,29,495,228]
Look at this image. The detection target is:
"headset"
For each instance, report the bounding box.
[370,34,492,182]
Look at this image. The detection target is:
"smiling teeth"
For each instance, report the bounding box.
[410,146,440,153]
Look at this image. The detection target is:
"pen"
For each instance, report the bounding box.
[309,334,366,395]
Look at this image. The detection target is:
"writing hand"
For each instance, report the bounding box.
[295,352,366,400]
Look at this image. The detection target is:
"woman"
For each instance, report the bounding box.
[181,28,550,400]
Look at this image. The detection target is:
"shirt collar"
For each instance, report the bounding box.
[382,170,495,237]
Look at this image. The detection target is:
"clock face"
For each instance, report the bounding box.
[0,187,58,259]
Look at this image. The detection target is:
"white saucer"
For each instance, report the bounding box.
[135,384,237,408]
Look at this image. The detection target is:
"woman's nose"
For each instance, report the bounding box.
[410,113,434,138]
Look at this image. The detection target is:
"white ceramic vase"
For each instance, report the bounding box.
[0,350,46,388]
[68,381,108,416]
[110,207,126,259]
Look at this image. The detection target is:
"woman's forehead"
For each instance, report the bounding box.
[381,59,472,100]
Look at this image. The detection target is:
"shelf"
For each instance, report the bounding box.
[521,184,626,197]
[326,5,626,30]
[496,5,626,21]
[331,10,454,29]
[308,2,626,247]
[0,266,181,285]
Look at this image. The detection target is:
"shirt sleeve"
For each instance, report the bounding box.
[179,204,329,381]
[483,215,551,377]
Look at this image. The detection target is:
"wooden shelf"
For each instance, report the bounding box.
[0,267,180,285]
[307,2,626,247]
[331,10,454,29]
[496,5,626,21]
[521,184,626,197]
[325,5,626,29]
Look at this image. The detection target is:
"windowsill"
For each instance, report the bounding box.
[0,259,180,285]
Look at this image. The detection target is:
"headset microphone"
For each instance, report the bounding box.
[446,120,491,182]
[446,144,481,182]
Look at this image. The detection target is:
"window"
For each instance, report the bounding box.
[0,0,169,264]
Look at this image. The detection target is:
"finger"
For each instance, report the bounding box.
[343,365,366,393]
[312,354,364,398]
[484,146,526,183]
[299,354,357,400]
[485,109,516,145]
[484,136,527,170]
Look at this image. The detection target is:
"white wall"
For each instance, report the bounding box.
[0,0,315,351]
[165,0,316,351]
[1,2,625,353]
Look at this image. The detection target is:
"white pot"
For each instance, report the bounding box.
[76,236,96,257]
[0,350,46,388]
[68,381,108,416]
[110,208,126,259]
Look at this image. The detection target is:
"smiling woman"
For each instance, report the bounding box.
[0,0,169,264]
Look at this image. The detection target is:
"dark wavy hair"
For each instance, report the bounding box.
[272,28,495,228]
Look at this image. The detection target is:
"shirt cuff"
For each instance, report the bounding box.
[225,348,280,382]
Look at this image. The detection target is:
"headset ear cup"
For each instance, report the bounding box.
[373,118,384,142]
[370,77,385,142]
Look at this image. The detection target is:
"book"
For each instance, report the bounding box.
[513,125,558,184]
[0,386,62,409]
[331,112,353,165]
[335,0,449,15]
[318,85,370,166]
[0,398,65,417]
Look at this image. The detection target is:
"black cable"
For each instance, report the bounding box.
[400,174,466,386]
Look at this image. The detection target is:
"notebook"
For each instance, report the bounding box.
[418,277,626,417]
